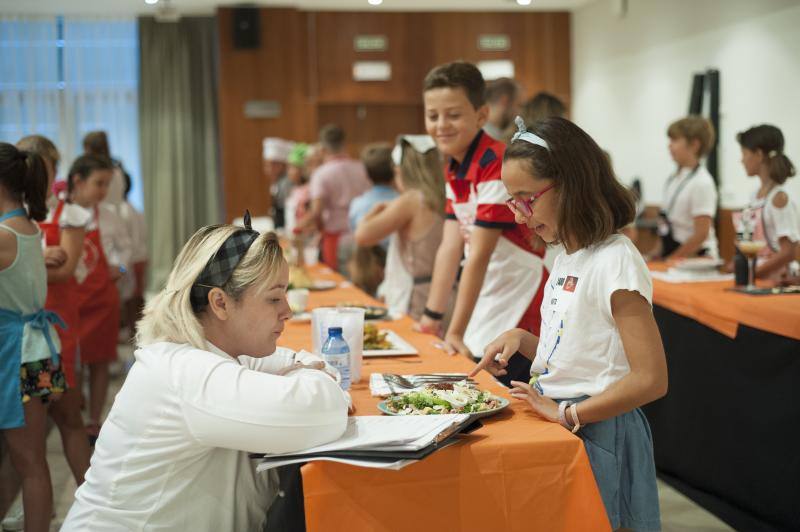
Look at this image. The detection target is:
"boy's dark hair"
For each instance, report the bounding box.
[0,143,48,221]
[485,77,519,104]
[360,143,394,185]
[319,124,345,153]
[521,92,567,124]
[504,117,635,250]
[67,154,114,194]
[667,116,715,157]
[423,61,486,110]
[737,124,795,185]
[83,130,111,158]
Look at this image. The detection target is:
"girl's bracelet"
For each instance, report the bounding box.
[570,403,582,433]
[422,307,444,321]
[558,401,573,430]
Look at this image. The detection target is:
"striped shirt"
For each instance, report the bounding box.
[444,130,538,255]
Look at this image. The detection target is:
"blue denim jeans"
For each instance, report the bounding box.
[557,397,662,531]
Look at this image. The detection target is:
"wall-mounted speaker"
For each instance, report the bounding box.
[232,7,260,49]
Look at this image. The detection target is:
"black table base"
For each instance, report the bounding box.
[644,306,800,531]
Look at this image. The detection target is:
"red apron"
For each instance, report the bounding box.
[321,232,340,271]
[38,200,80,387]
[75,208,119,364]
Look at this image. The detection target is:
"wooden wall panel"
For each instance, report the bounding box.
[717,208,736,263]
[521,12,572,107]
[217,9,572,221]
[312,12,428,104]
[429,12,571,108]
[217,8,313,219]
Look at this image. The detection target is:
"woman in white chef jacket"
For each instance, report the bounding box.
[658,116,720,259]
[61,222,349,532]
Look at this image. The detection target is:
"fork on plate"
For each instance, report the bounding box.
[382,373,475,389]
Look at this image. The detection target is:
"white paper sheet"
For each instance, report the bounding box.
[256,456,416,472]
[262,414,469,456]
[652,269,734,284]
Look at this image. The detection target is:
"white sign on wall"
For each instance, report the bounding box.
[477,60,515,80]
[352,61,392,82]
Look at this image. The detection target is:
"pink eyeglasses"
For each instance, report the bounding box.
[505,183,555,217]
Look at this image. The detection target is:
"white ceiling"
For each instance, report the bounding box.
[0,0,593,16]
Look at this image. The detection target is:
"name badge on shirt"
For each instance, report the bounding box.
[550,275,579,314]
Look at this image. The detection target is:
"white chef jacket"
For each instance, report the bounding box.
[62,342,348,531]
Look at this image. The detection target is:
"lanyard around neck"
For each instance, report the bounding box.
[0,208,27,223]
[665,166,701,215]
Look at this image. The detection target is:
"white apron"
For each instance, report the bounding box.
[451,183,543,359]
[376,234,414,316]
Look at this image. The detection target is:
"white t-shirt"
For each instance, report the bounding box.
[531,234,652,399]
[62,342,348,532]
[663,165,719,256]
[44,200,93,229]
[752,185,800,250]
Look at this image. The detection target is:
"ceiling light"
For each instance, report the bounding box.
[145,0,159,4]
[517,0,532,5]
[368,0,383,5]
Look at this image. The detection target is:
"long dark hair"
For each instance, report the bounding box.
[737,125,795,184]
[67,154,114,194]
[504,117,635,249]
[0,142,48,221]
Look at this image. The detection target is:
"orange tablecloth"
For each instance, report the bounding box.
[649,264,800,340]
[280,266,610,532]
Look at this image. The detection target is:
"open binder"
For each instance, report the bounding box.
[254,414,482,471]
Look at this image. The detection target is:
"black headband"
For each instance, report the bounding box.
[190,210,259,312]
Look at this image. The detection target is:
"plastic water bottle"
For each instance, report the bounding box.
[321,327,351,391]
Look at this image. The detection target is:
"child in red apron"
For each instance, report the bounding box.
[18,134,93,491]
[67,154,119,443]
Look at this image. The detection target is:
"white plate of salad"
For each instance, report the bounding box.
[377,381,509,420]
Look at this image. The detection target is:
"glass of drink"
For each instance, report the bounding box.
[736,239,766,291]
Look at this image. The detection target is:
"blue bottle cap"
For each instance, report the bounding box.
[327,327,343,336]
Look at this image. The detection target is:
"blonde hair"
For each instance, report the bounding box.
[17,135,60,168]
[667,116,716,157]
[398,140,446,213]
[136,225,285,349]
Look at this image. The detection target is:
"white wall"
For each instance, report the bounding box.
[572,0,800,209]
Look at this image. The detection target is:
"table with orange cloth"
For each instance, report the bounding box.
[649,262,800,340]
[643,263,800,530]
[278,266,610,532]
